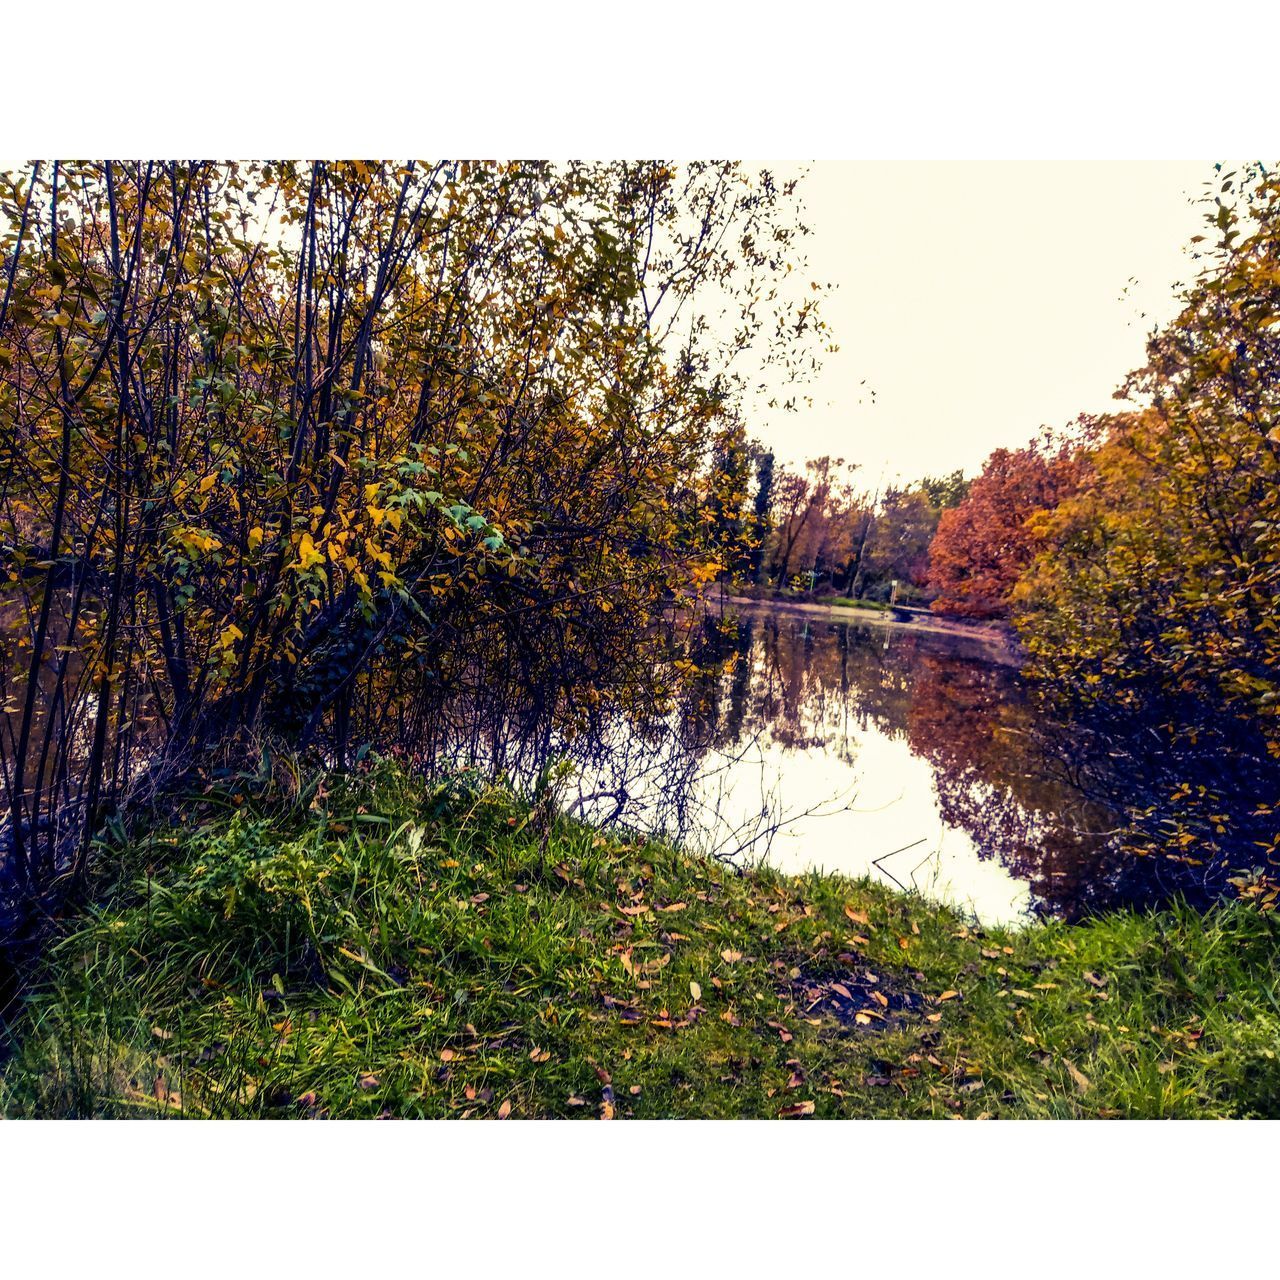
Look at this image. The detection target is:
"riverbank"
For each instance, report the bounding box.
[2,759,1277,1118]
[721,592,1022,659]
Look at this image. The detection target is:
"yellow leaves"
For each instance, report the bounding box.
[174,527,221,558]
[293,532,325,572]
[365,538,392,570]
[218,624,243,651]
[248,527,264,551]
[199,474,217,495]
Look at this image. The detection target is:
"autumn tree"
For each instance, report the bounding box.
[0,160,826,915]
[1015,166,1280,873]
[928,436,1082,619]
[762,456,856,589]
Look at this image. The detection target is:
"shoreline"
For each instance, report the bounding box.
[718,594,1024,661]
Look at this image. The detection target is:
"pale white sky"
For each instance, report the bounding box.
[750,161,1216,483]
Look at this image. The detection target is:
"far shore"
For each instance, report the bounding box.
[716,593,1024,662]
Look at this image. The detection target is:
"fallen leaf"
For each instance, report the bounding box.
[938,990,961,1002]
[844,906,870,926]
[689,981,702,1001]
[1083,971,1108,989]
[778,1100,815,1118]
[357,1073,380,1090]
[1063,1059,1092,1094]
[497,1098,512,1119]
[720,949,743,963]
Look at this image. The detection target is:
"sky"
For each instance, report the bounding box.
[748,161,1217,485]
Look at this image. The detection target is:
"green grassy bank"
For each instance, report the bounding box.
[3,760,1278,1118]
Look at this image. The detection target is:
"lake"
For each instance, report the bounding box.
[565,603,1128,924]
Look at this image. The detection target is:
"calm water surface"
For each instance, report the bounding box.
[570,606,1122,925]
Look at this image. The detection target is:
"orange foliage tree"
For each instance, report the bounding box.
[927,435,1084,620]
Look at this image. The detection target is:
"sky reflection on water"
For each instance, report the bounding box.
[571,606,1112,925]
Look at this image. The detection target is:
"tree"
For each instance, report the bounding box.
[0,160,827,914]
[748,447,775,584]
[762,456,855,590]
[928,436,1082,619]
[861,486,939,597]
[1013,166,1280,878]
[919,469,970,512]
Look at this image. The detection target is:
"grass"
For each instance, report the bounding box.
[3,758,1279,1119]
[829,595,894,612]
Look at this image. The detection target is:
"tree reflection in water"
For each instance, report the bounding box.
[556,607,1271,923]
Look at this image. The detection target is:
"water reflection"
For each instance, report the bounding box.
[569,606,1129,924]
